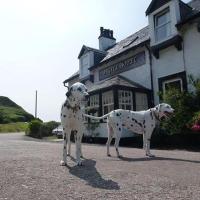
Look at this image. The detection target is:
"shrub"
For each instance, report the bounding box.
[26,119,60,138]
[161,75,200,135]
[40,121,60,137]
[26,119,43,138]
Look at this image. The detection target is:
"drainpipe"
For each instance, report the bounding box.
[145,44,154,107]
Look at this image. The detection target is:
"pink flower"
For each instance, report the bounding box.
[191,124,200,131]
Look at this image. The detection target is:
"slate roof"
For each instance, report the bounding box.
[78,45,106,59]
[87,75,148,93]
[63,71,79,84]
[177,0,200,27]
[188,0,200,11]
[100,26,150,63]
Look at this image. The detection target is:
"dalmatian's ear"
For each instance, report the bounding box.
[66,87,72,97]
[155,104,162,112]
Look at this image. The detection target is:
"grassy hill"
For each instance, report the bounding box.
[0,96,34,124]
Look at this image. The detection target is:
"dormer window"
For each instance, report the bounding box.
[80,54,89,78]
[154,8,171,42]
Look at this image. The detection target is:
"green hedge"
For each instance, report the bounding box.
[160,75,200,135]
[26,119,60,139]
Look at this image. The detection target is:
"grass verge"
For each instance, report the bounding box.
[0,122,28,133]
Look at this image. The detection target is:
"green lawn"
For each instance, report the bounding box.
[0,122,28,133]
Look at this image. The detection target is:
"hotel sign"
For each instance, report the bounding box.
[99,51,146,81]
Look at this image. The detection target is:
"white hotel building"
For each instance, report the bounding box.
[63,0,200,138]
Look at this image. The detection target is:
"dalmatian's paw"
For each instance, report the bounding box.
[146,153,155,158]
[77,160,83,166]
[60,160,67,166]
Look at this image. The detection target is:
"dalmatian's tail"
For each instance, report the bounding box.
[83,113,110,120]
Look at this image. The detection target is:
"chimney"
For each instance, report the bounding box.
[98,27,116,51]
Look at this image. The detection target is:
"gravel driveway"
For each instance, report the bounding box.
[0,133,200,200]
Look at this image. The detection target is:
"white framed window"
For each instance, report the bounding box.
[89,94,99,122]
[80,54,89,77]
[135,92,148,111]
[154,8,171,42]
[90,94,99,108]
[163,78,183,94]
[102,91,114,115]
[118,90,133,110]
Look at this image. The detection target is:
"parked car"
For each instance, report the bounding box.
[52,125,63,138]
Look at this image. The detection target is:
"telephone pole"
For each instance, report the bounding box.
[35,90,37,118]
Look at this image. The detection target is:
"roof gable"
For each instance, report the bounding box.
[78,45,90,59]
[146,0,171,15]
[78,45,106,59]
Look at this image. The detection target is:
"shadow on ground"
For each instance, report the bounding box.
[118,155,200,164]
[66,159,120,190]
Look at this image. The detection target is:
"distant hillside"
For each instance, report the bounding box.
[0,96,34,124]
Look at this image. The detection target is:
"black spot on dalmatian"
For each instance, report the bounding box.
[77,87,82,92]
[122,124,125,126]
[131,124,133,127]
[127,116,130,119]
[138,122,142,127]
[116,113,121,117]
[132,118,142,128]
[61,113,62,116]
[64,146,66,149]
[143,120,145,125]
[64,136,66,140]
[63,128,65,130]
[116,123,119,126]
[119,128,121,131]
[63,115,66,118]
[150,111,153,120]
[144,125,146,128]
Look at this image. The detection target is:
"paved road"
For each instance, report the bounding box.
[0,133,200,200]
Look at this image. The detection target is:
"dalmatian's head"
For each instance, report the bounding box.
[154,103,174,120]
[66,82,89,106]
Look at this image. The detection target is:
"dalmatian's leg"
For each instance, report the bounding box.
[146,135,155,157]
[80,133,84,158]
[74,130,82,166]
[106,122,114,157]
[114,126,122,158]
[60,130,68,166]
[143,131,154,157]
[67,131,71,156]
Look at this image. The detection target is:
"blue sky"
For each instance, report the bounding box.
[0,0,190,121]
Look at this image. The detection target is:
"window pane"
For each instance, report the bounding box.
[156,13,167,26]
[156,23,170,41]
[135,93,148,111]
[118,90,133,111]
[164,80,182,92]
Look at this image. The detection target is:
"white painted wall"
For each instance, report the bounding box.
[121,49,151,89]
[99,37,116,51]
[152,45,185,104]
[183,23,200,87]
